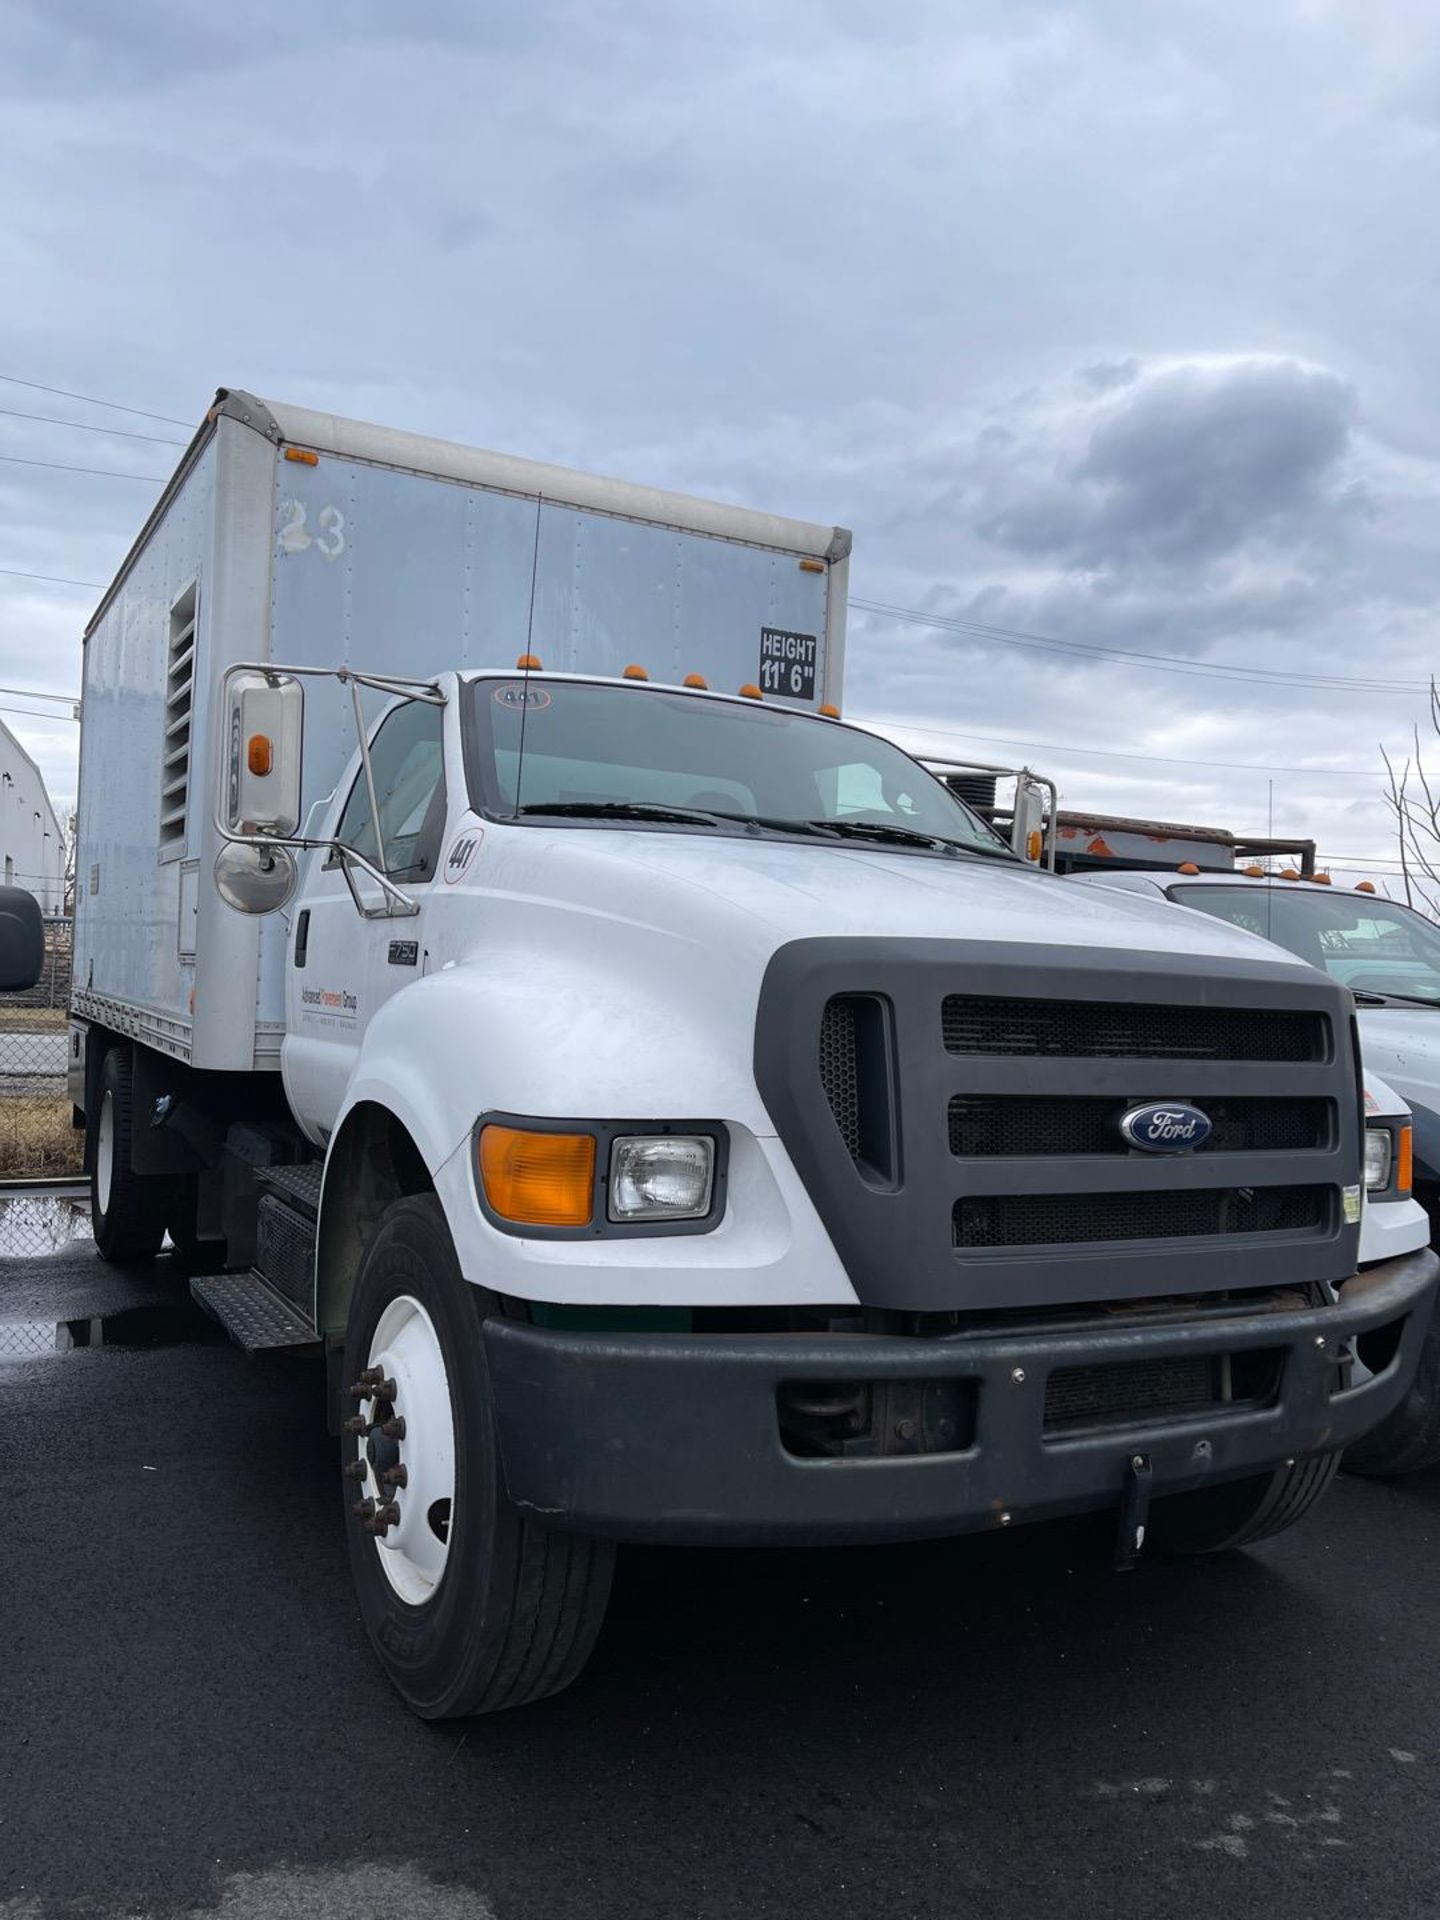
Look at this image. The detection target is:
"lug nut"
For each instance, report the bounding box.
[365,1501,401,1536]
[1010,1367,1026,1385]
[360,1366,384,1387]
[351,1498,376,1521]
[342,1415,369,1435]
[380,1416,406,1440]
[381,1464,408,1489]
[342,1459,367,1481]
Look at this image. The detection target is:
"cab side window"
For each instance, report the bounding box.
[334,700,447,882]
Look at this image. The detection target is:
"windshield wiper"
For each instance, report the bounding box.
[808,818,1013,858]
[515,800,726,826]
[515,801,839,839]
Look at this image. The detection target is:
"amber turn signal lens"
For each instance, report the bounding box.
[284,447,319,466]
[478,1126,595,1227]
[247,733,273,776]
[1398,1124,1414,1196]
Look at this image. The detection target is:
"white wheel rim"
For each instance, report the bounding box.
[96,1090,115,1215]
[353,1294,456,1605]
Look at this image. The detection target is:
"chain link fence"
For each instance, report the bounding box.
[0,915,89,1259]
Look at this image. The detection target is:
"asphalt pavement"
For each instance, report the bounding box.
[4,1243,1440,1920]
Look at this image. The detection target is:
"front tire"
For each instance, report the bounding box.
[89,1046,168,1264]
[342,1194,614,1718]
[1148,1450,1341,1556]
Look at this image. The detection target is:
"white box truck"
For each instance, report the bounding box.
[70,390,1438,1716]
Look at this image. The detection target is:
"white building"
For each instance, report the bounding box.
[0,719,65,913]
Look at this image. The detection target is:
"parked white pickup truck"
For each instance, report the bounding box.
[68,391,1439,1715]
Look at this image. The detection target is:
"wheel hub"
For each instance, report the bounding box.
[345,1294,455,1606]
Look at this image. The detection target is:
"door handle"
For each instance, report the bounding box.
[294,909,310,968]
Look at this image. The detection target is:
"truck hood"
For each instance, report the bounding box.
[1358,1005,1440,1171]
[474,824,1313,969]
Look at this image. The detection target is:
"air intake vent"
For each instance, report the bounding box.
[818,994,898,1185]
[953,1185,1331,1249]
[942,995,1326,1063]
[159,581,198,855]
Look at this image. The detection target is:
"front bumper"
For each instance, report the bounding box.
[483,1248,1440,1546]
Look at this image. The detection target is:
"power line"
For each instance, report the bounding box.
[851,597,1431,697]
[0,453,166,484]
[0,404,187,447]
[0,566,103,590]
[867,714,1385,779]
[0,374,192,428]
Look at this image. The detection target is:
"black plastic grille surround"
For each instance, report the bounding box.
[942,995,1326,1062]
[954,1185,1330,1249]
[948,1094,1333,1159]
[757,938,1361,1313]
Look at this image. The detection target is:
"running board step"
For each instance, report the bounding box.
[190,1272,321,1354]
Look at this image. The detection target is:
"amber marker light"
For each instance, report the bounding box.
[1356,880,1377,894]
[683,673,708,689]
[515,653,543,670]
[1177,862,1201,874]
[622,664,649,681]
[739,683,763,700]
[247,734,273,776]
[478,1126,596,1228]
[799,558,826,573]
[1399,1125,1414,1195]
[284,447,319,466]
[818,703,841,718]
[1242,865,1265,877]
[1313,872,1332,885]
[1280,868,1301,880]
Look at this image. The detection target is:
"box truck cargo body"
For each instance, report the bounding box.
[69,390,1438,1718]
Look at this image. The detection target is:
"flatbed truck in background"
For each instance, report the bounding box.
[68,389,1438,1715]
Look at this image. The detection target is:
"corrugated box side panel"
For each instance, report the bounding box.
[72,439,218,1060]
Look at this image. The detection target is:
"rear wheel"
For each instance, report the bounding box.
[1148,1450,1341,1556]
[342,1194,614,1717]
[89,1047,168,1264]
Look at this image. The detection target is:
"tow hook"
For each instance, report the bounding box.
[1115,1452,1153,1571]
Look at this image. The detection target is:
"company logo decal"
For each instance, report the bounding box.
[444,830,482,884]
[494,684,551,711]
[300,984,358,1023]
[1118,1102,1213,1153]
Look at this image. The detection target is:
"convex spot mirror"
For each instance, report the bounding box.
[214,841,298,916]
[222,670,303,836]
[0,886,43,989]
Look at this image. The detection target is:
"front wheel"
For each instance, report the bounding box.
[1147,1450,1341,1556]
[342,1194,614,1718]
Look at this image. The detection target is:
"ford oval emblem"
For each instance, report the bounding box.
[1119,1101,1213,1153]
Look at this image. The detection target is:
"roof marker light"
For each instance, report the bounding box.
[1356,880,1377,894]
[1280,868,1301,880]
[683,673,708,689]
[1313,872,1333,885]
[622,664,649,681]
[1177,862,1201,875]
[515,653,543,670]
[284,447,319,466]
[799,558,826,573]
[739,683,763,700]
[818,703,841,718]
[1242,864,1266,877]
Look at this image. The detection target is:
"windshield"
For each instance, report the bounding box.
[1176,886,1440,1003]
[462,678,1014,858]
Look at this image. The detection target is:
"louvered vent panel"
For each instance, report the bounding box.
[159,584,197,853]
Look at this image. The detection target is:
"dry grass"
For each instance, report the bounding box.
[0,1006,68,1030]
[0,1095,84,1177]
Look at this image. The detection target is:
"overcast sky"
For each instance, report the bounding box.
[2,0,1438,888]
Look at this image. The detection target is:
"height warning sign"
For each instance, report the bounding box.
[757,627,818,702]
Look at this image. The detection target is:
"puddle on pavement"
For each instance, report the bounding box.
[0,1300,222,1360]
[0,1195,93,1258]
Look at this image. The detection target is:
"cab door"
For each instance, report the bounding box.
[284,697,449,1140]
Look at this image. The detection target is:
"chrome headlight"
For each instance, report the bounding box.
[609,1135,715,1222]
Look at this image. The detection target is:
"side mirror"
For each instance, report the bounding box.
[222,669,304,836]
[0,885,44,990]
